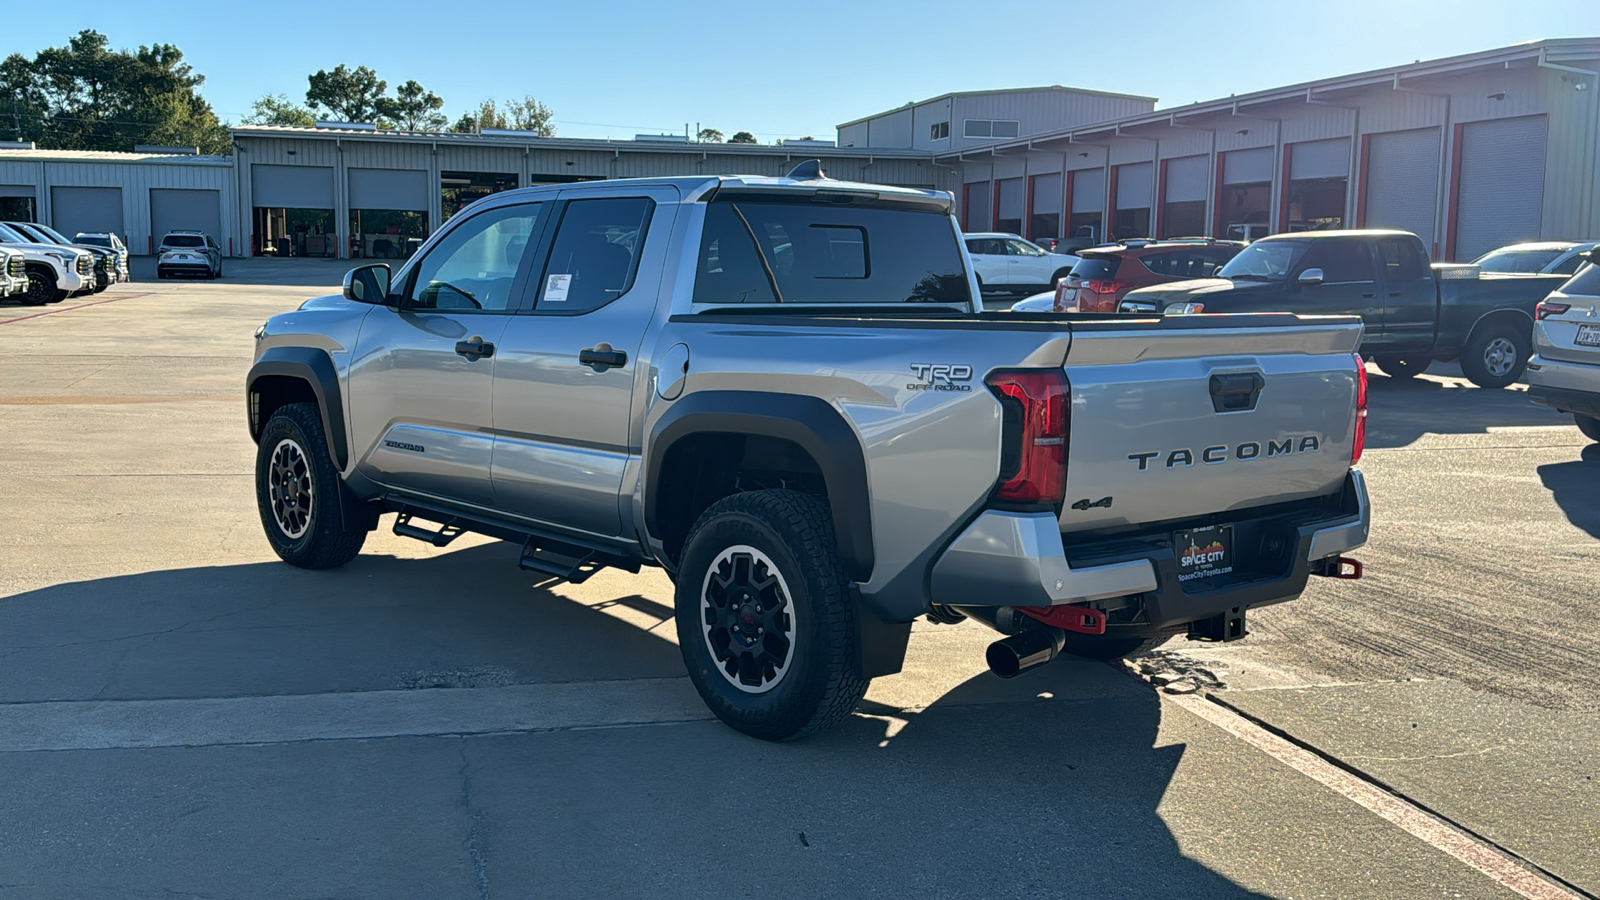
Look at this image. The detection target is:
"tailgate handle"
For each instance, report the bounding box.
[1210,372,1265,412]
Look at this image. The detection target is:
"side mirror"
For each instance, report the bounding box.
[1297,267,1325,286]
[343,264,392,304]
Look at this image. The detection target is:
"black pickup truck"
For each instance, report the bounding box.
[1119,229,1566,388]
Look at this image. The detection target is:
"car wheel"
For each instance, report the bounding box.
[1461,323,1531,389]
[1372,354,1431,379]
[254,402,368,569]
[1576,414,1600,443]
[19,270,54,306]
[1051,267,1072,285]
[1061,631,1175,660]
[675,489,868,741]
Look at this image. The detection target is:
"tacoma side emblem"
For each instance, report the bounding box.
[907,364,973,392]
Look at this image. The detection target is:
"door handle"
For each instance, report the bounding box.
[1362,292,1377,299]
[1387,291,1402,297]
[579,343,628,372]
[454,337,495,360]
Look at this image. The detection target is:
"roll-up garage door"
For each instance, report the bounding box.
[0,185,34,199]
[347,168,429,210]
[251,165,335,208]
[150,189,221,244]
[1031,173,1062,216]
[996,178,1024,226]
[51,187,124,238]
[1453,116,1547,262]
[1071,169,1105,213]
[1364,128,1438,249]
[1223,147,1273,184]
[1165,156,1208,202]
[963,181,991,231]
[1291,139,1349,179]
[1116,162,1153,208]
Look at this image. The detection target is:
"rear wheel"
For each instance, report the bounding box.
[254,402,367,569]
[1373,354,1430,379]
[674,490,868,741]
[1460,323,1530,389]
[1577,414,1600,443]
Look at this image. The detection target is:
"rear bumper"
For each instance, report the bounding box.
[928,469,1370,631]
[1527,354,1600,417]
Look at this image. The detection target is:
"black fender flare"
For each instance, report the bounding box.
[246,346,349,470]
[645,391,874,582]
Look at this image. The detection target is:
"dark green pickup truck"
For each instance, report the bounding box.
[1118,229,1566,388]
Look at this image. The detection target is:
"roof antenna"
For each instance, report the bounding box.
[786,159,827,180]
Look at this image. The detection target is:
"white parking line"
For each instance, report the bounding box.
[1168,692,1586,900]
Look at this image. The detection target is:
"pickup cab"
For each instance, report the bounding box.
[1119,230,1566,388]
[247,167,1371,740]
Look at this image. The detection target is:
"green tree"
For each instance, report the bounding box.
[243,93,316,128]
[0,30,229,153]
[505,96,555,135]
[697,128,723,143]
[728,131,757,144]
[377,80,446,131]
[451,99,506,133]
[306,64,386,123]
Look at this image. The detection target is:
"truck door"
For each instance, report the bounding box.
[1289,237,1380,321]
[346,199,549,507]
[1372,235,1436,352]
[489,184,677,537]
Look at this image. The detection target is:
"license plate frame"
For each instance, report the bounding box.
[1576,323,1600,347]
[1175,524,1235,583]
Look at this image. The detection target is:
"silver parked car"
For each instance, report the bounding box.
[1473,241,1599,277]
[1527,250,1600,442]
[157,230,222,279]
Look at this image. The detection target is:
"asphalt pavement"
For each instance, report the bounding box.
[0,259,1592,899]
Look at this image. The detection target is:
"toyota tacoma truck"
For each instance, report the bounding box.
[1118,230,1566,388]
[247,166,1371,740]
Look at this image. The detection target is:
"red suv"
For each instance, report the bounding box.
[1054,240,1245,312]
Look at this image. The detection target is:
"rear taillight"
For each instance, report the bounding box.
[1352,353,1368,464]
[986,370,1069,505]
[1085,279,1129,294]
[1536,301,1571,320]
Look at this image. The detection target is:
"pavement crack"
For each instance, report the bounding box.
[460,740,491,900]
[1341,745,1509,763]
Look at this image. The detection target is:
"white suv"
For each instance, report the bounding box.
[157,231,222,279]
[963,233,1079,294]
[1528,251,1600,442]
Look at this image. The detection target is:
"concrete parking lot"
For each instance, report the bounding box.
[0,259,1595,899]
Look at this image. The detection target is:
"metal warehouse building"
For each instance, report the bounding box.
[0,38,1595,263]
[857,39,1599,261]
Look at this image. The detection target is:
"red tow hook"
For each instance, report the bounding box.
[1016,604,1107,635]
[1330,556,1363,579]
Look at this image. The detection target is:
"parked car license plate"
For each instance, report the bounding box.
[1175,524,1234,582]
[1577,323,1600,347]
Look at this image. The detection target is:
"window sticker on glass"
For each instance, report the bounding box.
[545,273,571,302]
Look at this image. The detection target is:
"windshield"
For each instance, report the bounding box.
[30,223,72,244]
[163,235,205,248]
[0,223,31,243]
[75,234,111,248]
[1217,240,1310,280]
[1471,248,1566,273]
[693,199,970,305]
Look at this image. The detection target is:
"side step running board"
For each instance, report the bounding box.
[384,496,641,585]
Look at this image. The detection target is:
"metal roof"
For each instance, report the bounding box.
[229,125,930,159]
[936,37,1600,161]
[835,85,1159,130]
[0,148,231,165]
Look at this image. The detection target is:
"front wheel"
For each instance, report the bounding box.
[1577,414,1600,443]
[1460,323,1530,389]
[674,490,868,741]
[19,270,54,306]
[1373,354,1430,379]
[254,402,367,569]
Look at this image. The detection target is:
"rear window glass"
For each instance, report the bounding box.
[1558,263,1600,297]
[164,235,204,248]
[693,199,969,305]
[1069,258,1118,280]
[1473,249,1564,273]
[75,234,109,247]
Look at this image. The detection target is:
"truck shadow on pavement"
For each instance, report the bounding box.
[1363,371,1571,449]
[0,541,1269,898]
[1537,443,1600,539]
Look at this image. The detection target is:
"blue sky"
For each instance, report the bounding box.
[7,0,1596,141]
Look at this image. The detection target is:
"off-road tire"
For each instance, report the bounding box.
[1577,414,1600,443]
[675,490,868,741]
[1062,631,1175,660]
[20,269,54,306]
[1460,323,1530,389]
[254,402,366,569]
[1372,354,1430,379]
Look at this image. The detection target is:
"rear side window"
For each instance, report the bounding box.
[965,238,1004,256]
[1551,254,1585,276]
[1375,237,1428,282]
[535,197,654,313]
[1558,263,1600,297]
[1137,248,1234,279]
[693,199,970,305]
[1069,257,1119,281]
[1300,239,1374,283]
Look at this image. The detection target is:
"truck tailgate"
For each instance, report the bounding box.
[1059,317,1363,533]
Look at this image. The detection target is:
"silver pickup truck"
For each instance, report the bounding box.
[247,165,1371,740]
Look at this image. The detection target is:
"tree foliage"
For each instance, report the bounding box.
[305,64,387,123]
[243,93,316,128]
[0,30,229,153]
[698,128,723,143]
[377,80,446,131]
[728,131,757,144]
[451,96,555,136]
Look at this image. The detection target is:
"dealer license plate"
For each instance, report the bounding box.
[1175,524,1234,583]
[1576,323,1600,347]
